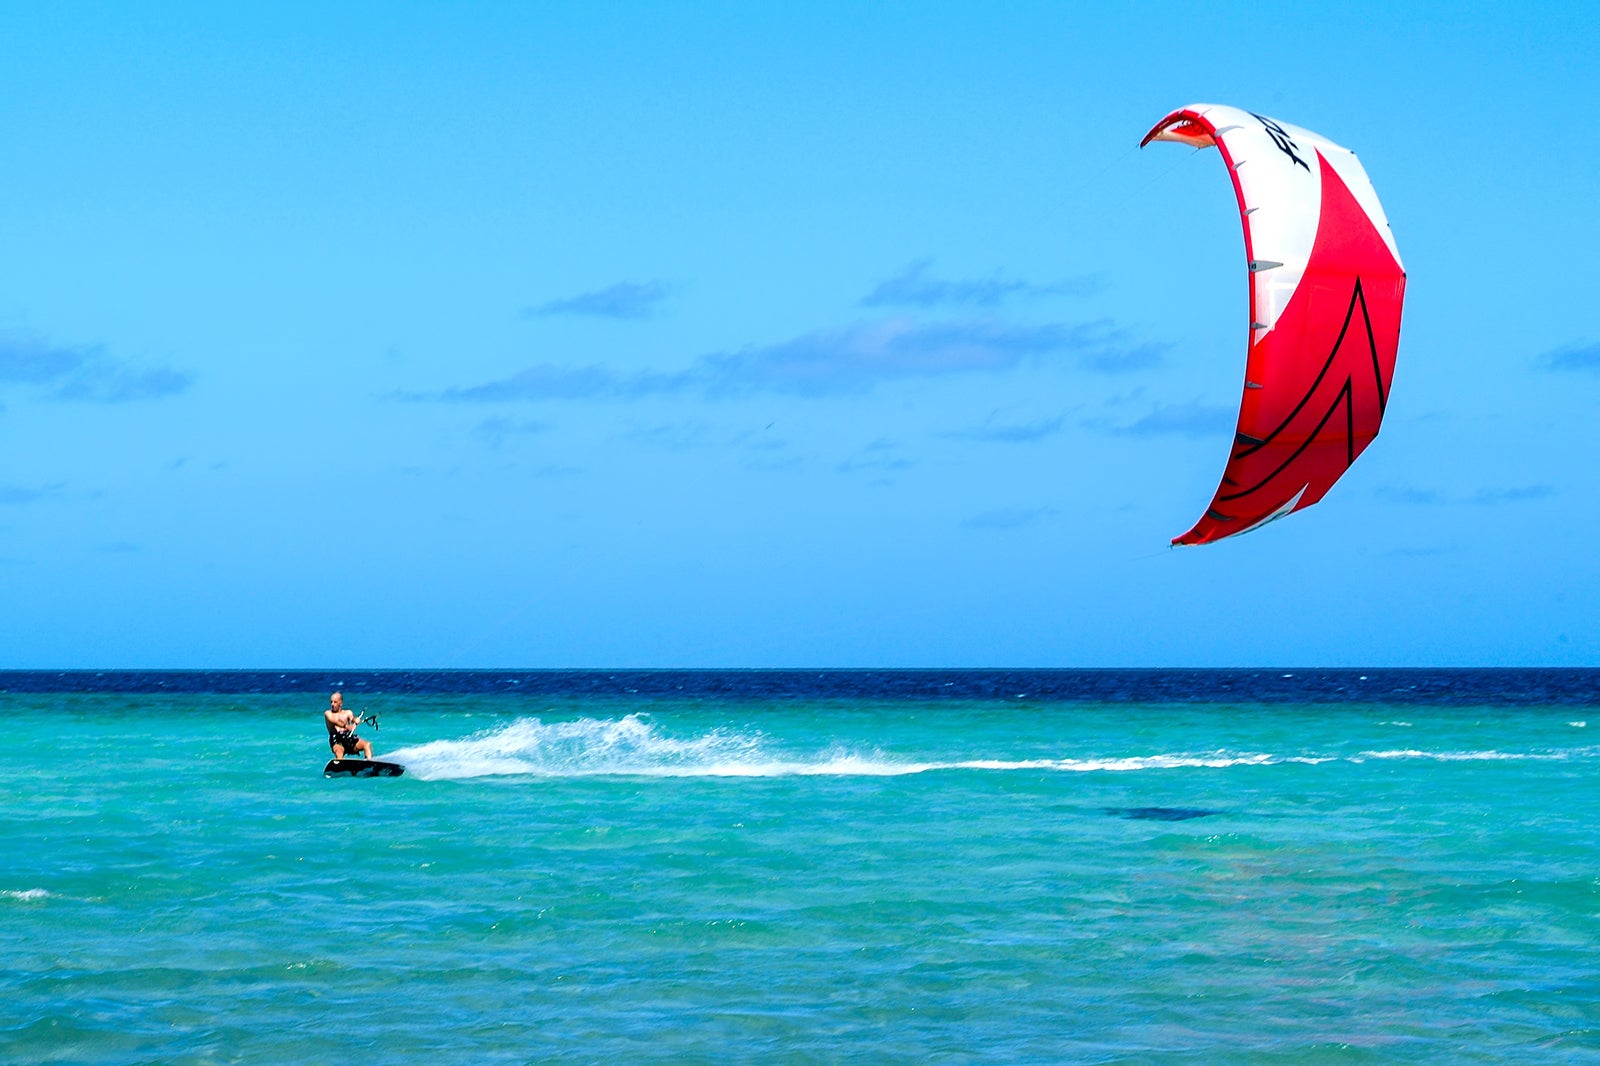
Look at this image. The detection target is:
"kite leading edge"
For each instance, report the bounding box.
[1141,104,1406,545]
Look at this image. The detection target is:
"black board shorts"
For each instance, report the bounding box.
[329,731,363,751]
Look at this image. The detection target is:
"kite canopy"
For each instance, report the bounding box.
[1142,104,1406,545]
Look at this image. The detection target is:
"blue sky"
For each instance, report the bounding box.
[2,2,1596,667]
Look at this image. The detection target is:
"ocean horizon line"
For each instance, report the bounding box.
[6,666,1600,704]
[8,665,1600,672]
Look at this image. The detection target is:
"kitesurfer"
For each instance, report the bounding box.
[324,691,375,760]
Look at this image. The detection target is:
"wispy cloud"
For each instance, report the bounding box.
[1537,340,1600,372]
[1469,485,1556,505]
[1374,486,1442,506]
[0,483,65,505]
[1079,342,1166,374]
[836,455,914,475]
[438,364,691,402]
[962,506,1059,529]
[1381,544,1467,558]
[1091,401,1236,438]
[426,316,1164,404]
[0,333,192,403]
[472,416,551,448]
[702,318,1096,395]
[0,336,86,383]
[836,437,912,475]
[1376,484,1556,506]
[54,365,193,403]
[861,260,1097,309]
[526,281,672,321]
[618,421,720,452]
[944,412,1069,443]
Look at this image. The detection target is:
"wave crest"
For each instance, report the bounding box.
[2,889,54,902]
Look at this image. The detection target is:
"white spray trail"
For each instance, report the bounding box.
[379,716,1599,782]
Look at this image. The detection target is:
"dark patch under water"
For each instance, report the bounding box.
[1106,807,1218,821]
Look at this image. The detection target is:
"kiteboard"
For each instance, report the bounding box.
[324,758,405,778]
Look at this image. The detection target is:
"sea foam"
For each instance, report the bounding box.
[381,716,1587,782]
[2,889,53,902]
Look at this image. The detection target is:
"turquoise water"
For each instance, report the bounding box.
[4,674,1600,1062]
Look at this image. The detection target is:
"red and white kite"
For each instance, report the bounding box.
[1142,104,1406,545]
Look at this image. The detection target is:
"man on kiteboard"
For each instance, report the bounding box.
[324,691,375,760]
